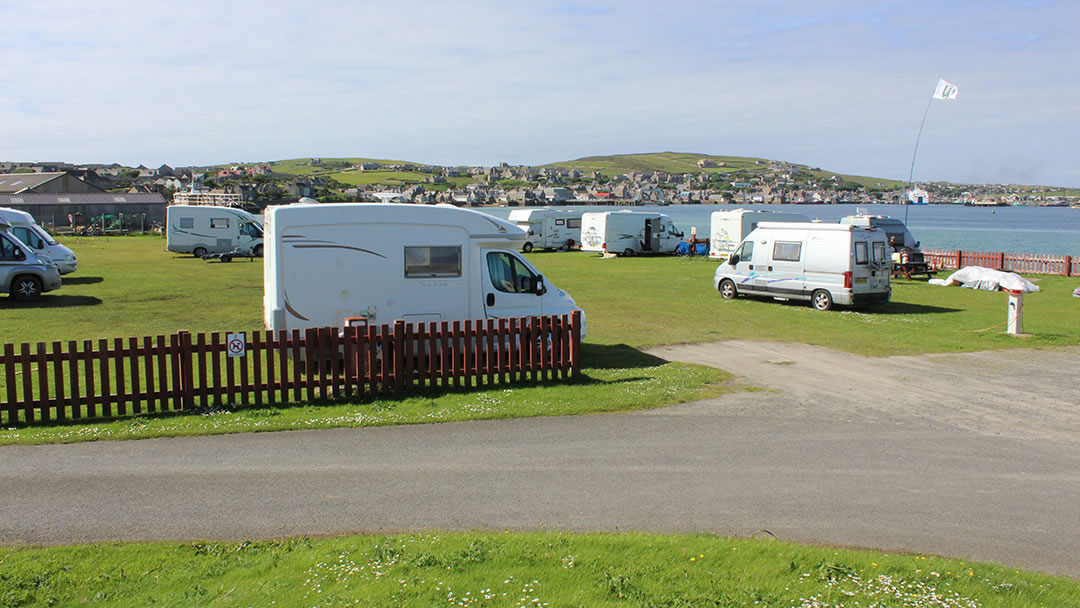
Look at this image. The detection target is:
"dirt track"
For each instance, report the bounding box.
[644,341,1080,445]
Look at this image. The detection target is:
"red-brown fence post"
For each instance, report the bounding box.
[178,331,195,411]
[2,343,14,424]
[998,252,1005,270]
[955,250,962,270]
[1066,256,1072,278]
[393,320,406,392]
[570,310,582,378]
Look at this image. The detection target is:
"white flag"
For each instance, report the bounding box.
[933,78,958,100]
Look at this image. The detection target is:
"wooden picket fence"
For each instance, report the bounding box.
[0,312,582,426]
[922,249,1078,277]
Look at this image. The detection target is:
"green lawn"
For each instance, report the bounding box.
[3,532,1077,607]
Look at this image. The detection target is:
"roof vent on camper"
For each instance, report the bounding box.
[296,197,319,205]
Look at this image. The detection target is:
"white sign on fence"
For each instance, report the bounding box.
[227,333,246,358]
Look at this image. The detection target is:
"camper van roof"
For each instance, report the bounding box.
[755,221,865,232]
[268,203,524,239]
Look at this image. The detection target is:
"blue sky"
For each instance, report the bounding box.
[1,1,1077,186]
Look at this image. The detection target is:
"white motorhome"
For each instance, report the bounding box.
[714,222,891,310]
[708,208,809,259]
[263,203,585,334]
[0,207,78,274]
[506,208,583,252]
[839,214,919,249]
[579,210,684,256]
[166,205,264,257]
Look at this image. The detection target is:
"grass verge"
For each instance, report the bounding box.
[3,531,1077,607]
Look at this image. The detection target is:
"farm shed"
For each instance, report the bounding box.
[0,192,167,228]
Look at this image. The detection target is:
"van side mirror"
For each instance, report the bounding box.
[532,276,546,295]
[13,248,25,261]
[728,254,739,265]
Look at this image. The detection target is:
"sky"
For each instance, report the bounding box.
[1,1,1077,186]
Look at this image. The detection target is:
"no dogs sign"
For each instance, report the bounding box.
[227,333,246,358]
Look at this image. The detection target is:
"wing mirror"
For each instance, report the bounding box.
[532,276,546,295]
[728,254,740,265]
[13,248,25,261]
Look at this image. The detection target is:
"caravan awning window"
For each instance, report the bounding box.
[405,246,462,278]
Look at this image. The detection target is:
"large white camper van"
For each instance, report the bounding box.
[263,203,585,334]
[166,205,264,257]
[579,210,684,256]
[0,216,62,301]
[506,208,582,252]
[0,207,78,274]
[708,208,809,259]
[714,222,891,310]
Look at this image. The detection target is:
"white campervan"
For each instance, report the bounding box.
[713,222,891,310]
[263,203,585,335]
[507,208,582,252]
[579,210,684,256]
[166,205,264,258]
[0,207,78,274]
[708,208,809,259]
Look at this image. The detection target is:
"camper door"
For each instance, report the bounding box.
[482,250,543,320]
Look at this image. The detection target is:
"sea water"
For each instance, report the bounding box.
[483,204,1080,256]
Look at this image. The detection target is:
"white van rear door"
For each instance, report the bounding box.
[482,249,543,320]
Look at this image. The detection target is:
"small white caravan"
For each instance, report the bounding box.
[579,210,684,256]
[839,214,919,249]
[714,222,891,310]
[506,208,583,252]
[263,203,585,334]
[166,205,264,257]
[0,207,77,274]
[708,208,809,259]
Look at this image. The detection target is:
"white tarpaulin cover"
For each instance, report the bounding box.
[928,266,1041,293]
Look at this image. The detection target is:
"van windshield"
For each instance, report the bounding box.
[33,225,58,246]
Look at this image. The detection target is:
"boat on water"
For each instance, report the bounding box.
[906,187,930,205]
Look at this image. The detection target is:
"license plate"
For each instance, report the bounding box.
[855,277,868,284]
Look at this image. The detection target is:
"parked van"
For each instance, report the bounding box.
[0,207,77,274]
[0,217,62,301]
[708,208,809,259]
[166,205,264,258]
[579,210,684,256]
[840,213,932,277]
[714,222,891,310]
[264,203,585,334]
[507,208,582,252]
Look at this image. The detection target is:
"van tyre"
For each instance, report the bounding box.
[522,242,533,253]
[623,248,635,257]
[193,247,208,258]
[718,279,738,300]
[253,244,263,257]
[12,275,43,301]
[812,289,834,311]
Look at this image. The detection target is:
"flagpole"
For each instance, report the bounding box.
[905,96,934,225]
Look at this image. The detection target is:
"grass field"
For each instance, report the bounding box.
[3,531,1078,607]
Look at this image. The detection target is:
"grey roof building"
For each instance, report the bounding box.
[0,193,167,227]
[0,172,104,194]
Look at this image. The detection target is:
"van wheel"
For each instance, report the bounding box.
[193,247,208,258]
[253,244,263,257]
[622,248,635,257]
[718,279,738,300]
[522,242,533,253]
[12,275,43,301]
[812,289,834,311]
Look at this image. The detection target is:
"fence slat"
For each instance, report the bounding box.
[113,338,127,417]
[67,340,80,419]
[3,344,15,424]
[51,341,64,420]
[34,343,48,422]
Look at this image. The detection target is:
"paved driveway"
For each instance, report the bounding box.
[1,343,1078,578]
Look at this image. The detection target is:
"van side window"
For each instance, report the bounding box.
[555,219,565,226]
[211,218,230,229]
[0,235,20,259]
[773,241,802,262]
[567,218,581,229]
[179,217,194,229]
[12,226,42,248]
[872,241,887,262]
[404,246,462,278]
[734,241,753,261]
[854,241,869,265]
[486,252,534,294]
[239,222,261,237]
